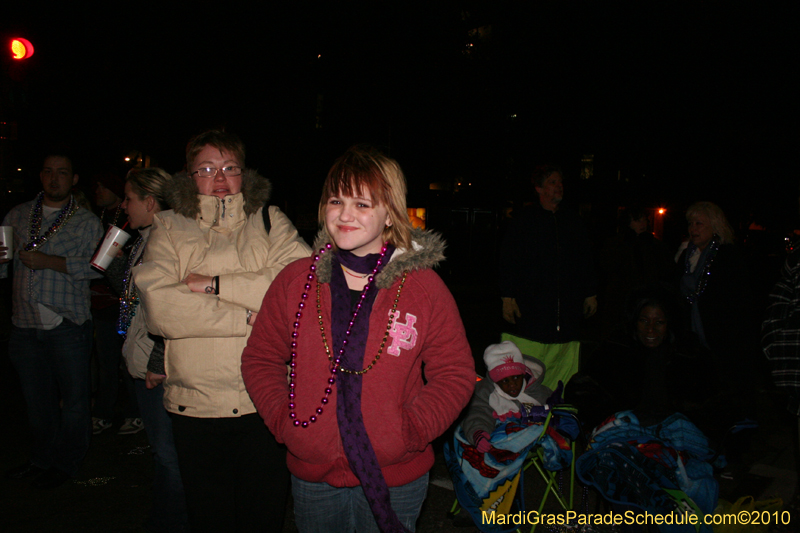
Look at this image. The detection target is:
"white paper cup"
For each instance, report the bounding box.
[0,226,12,260]
[91,225,131,271]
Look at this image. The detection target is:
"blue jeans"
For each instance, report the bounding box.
[8,320,93,476]
[292,473,429,533]
[135,379,188,532]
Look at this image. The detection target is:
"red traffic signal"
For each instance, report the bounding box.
[11,38,34,60]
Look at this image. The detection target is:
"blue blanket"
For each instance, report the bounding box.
[577,411,719,533]
[445,412,575,532]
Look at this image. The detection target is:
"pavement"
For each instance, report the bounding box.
[1,282,798,532]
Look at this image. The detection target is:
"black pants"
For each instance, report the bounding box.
[171,413,289,533]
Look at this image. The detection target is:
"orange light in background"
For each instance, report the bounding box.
[653,207,666,240]
[407,207,426,230]
[11,38,34,60]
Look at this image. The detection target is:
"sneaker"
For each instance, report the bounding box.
[118,418,144,435]
[92,417,112,435]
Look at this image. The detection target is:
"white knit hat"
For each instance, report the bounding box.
[484,341,527,382]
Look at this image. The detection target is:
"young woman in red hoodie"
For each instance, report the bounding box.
[242,146,474,532]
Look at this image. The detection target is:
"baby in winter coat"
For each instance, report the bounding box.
[462,341,553,453]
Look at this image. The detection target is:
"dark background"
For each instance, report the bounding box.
[2,2,798,246]
[1,6,799,530]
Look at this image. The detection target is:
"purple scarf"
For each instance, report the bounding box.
[331,247,409,533]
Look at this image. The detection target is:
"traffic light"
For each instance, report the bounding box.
[10,38,34,60]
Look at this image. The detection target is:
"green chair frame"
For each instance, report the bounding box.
[448,334,583,532]
[521,405,579,533]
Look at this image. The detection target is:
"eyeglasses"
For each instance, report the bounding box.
[191,166,242,178]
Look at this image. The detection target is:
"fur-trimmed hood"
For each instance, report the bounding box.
[311,228,446,289]
[168,169,272,219]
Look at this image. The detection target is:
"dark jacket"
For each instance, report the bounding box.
[499,203,596,343]
[570,328,713,428]
[598,229,674,331]
[677,243,754,366]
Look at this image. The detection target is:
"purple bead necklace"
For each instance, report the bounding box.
[288,242,389,428]
[25,192,78,251]
[24,192,79,296]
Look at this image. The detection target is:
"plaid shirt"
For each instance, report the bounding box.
[762,245,800,415]
[0,197,104,328]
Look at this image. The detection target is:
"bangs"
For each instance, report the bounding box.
[323,156,391,206]
[318,145,413,250]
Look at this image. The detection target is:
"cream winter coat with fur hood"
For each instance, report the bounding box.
[134,169,310,418]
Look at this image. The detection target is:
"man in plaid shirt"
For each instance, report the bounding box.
[1,153,103,489]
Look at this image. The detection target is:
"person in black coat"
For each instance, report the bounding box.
[570,289,713,430]
[499,165,597,344]
[599,207,674,333]
[677,202,755,394]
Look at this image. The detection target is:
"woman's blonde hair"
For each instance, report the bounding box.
[686,201,735,244]
[126,167,172,211]
[318,146,413,250]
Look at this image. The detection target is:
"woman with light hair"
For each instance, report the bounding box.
[678,201,754,395]
[242,145,475,532]
[685,201,735,245]
[105,167,188,532]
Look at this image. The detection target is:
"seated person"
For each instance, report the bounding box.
[570,289,714,430]
[462,341,553,452]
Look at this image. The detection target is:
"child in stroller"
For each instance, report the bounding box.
[445,341,578,531]
[462,340,553,452]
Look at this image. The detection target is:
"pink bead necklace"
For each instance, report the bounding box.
[288,242,388,428]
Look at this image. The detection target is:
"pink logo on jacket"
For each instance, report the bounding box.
[387,312,418,356]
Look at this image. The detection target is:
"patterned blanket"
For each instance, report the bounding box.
[445,409,576,532]
[576,411,719,533]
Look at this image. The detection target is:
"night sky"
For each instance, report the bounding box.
[2,3,798,233]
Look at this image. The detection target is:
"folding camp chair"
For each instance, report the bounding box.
[521,406,580,532]
[445,401,578,533]
[446,334,583,532]
[502,333,582,531]
[499,333,580,392]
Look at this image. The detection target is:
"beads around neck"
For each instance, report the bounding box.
[288,243,389,428]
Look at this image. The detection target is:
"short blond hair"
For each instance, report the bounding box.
[686,201,735,244]
[126,167,172,211]
[318,146,413,250]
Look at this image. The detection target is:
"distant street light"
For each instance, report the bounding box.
[654,207,666,239]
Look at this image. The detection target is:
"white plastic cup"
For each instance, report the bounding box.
[91,225,131,271]
[0,226,12,260]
